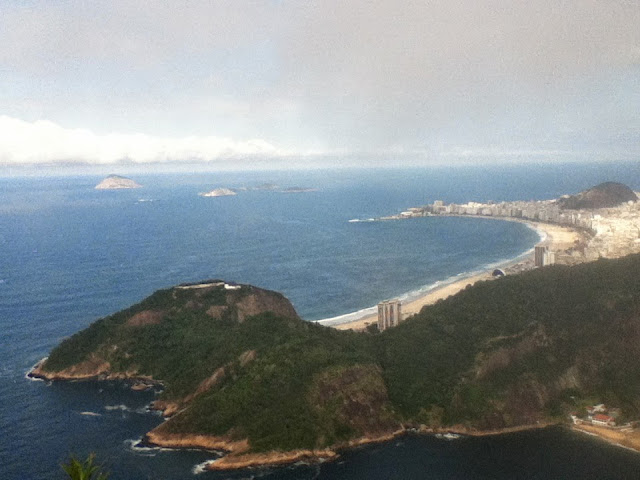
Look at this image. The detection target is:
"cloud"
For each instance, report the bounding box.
[0,116,286,165]
[275,0,640,148]
[0,1,638,157]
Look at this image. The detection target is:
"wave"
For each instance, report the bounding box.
[124,439,161,456]
[191,460,215,475]
[348,218,376,223]
[24,372,45,382]
[105,404,130,412]
[105,403,161,415]
[316,305,377,326]
[79,411,102,417]
[24,357,48,382]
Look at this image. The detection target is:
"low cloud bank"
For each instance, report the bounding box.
[0,116,286,165]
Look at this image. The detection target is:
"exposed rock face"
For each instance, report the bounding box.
[95,174,142,190]
[231,288,299,323]
[199,188,236,197]
[177,282,300,323]
[30,355,111,380]
[308,364,399,437]
[557,182,637,210]
[126,310,164,327]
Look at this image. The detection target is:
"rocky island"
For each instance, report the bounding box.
[94,174,142,190]
[30,251,640,470]
[199,188,237,197]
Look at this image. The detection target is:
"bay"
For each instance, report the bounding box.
[2,162,640,479]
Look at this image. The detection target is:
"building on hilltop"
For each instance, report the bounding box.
[378,299,402,331]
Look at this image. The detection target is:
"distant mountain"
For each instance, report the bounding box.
[557,182,637,209]
[95,174,142,190]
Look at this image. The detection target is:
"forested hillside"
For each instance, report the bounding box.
[33,255,640,455]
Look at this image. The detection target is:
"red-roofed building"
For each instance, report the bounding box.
[592,414,616,427]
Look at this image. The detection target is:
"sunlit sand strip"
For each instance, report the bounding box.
[330,219,581,331]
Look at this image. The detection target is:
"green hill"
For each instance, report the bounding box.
[32,255,640,462]
[557,181,637,209]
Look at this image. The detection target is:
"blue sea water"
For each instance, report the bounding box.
[2,162,640,479]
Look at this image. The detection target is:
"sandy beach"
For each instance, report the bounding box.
[573,424,640,453]
[326,218,583,331]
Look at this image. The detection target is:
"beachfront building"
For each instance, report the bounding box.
[534,245,555,267]
[534,245,547,267]
[378,299,402,331]
[592,414,616,427]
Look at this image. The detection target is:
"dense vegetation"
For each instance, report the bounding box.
[383,253,640,427]
[41,254,640,453]
[61,454,108,480]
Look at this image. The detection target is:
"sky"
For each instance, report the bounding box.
[0,0,639,169]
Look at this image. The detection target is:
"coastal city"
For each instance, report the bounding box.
[385,191,640,264]
[360,183,640,334]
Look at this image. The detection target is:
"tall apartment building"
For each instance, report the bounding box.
[378,299,402,331]
[544,250,556,266]
[534,245,547,267]
[534,245,555,267]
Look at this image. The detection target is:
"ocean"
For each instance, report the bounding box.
[2,162,640,479]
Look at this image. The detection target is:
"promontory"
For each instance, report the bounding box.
[29,253,640,470]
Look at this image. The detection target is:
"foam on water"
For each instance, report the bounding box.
[192,460,214,475]
[105,404,131,412]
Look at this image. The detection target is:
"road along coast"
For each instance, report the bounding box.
[329,218,584,332]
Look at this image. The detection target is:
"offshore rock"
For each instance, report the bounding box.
[95,174,142,190]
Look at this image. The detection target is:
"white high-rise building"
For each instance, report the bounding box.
[378,299,403,331]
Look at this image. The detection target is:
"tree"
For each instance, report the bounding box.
[61,453,109,480]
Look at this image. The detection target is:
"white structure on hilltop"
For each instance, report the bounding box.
[378,299,402,331]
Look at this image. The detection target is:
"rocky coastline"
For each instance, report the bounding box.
[144,426,407,471]
[27,358,161,390]
[29,353,640,470]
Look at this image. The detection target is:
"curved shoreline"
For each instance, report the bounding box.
[324,217,583,331]
[572,424,640,454]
